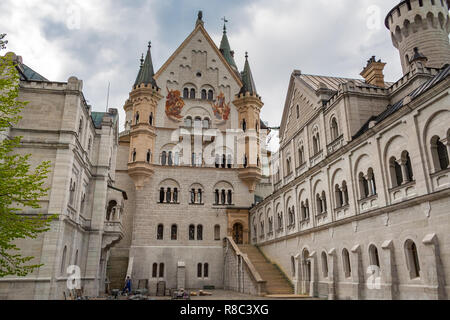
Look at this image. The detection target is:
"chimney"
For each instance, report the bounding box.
[360,56,386,88]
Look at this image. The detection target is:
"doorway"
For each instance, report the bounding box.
[233,223,244,245]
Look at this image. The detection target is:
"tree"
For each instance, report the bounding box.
[0,35,54,277]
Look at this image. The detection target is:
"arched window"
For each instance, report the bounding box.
[132,149,137,162]
[201,89,207,100]
[321,251,328,278]
[368,168,377,195]
[222,154,226,169]
[61,246,67,274]
[208,90,214,101]
[189,225,195,240]
[197,263,202,278]
[184,116,192,127]
[152,263,158,278]
[215,190,219,205]
[190,88,196,99]
[183,88,189,99]
[197,225,203,240]
[405,240,421,279]
[69,179,76,205]
[296,105,300,119]
[198,189,203,204]
[215,155,220,168]
[135,112,140,125]
[369,244,380,268]
[221,190,226,205]
[335,184,344,208]
[389,157,403,187]
[194,117,202,128]
[342,248,351,278]
[171,224,178,240]
[431,136,449,172]
[174,152,180,166]
[149,112,153,126]
[214,225,221,241]
[166,188,172,203]
[203,118,210,129]
[147,150,152,163]
[404,151,414,182]
[227,190,232,205]
[161,151,167,166]
[204,263,209,278]
[191,153,196,167]
[227,155,232,169]
[298,146,305,165]
[159,263,164,277]
[190,189,196,204]
[359,172,369,199]
[330,117,339,141]
[159,188,165,203]
[78,118,83,135]
[168,151,173,166]
[242,119,247,132]
[157,224,164,240]
[316,194,322,214]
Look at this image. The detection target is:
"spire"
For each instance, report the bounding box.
[219,17,239,73]
[196,10,204,27]
[134,41,158,89]
[239,52,258,96]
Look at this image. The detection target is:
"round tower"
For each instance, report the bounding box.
[125,42,163,190]
[385,0,450,74]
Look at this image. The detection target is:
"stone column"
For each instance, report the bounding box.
[309,251,318,298]
[422,234,447,300]
[398,159,410,184]
[350,244,364,300]
[294,253,302,295]
[381,240,395,300]
[327,248,337,300]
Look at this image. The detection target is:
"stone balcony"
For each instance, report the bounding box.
[327,135,344,155]
[389,181,417,204]
[430,168,450,191]
[310,150,324,167]
[334,204,351,220]
[102,220,124,250]
[296,163,308,177]
[315,211,328,226]
[358,194,379,213]
[299,218,312,231]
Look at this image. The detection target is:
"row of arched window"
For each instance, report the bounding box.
[183,88,214,101]
[215,154,233,169]
[159,188,179,203]
[133,111,154,126]
[315,240,421,281]
[214,189,233,205]
[156,224,221,241]
[184,116,210,129]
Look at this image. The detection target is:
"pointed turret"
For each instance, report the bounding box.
[124,41,163,190]
[233,52,264,193]
[134,42,158,89]
[239,52,258,96]
[219,22,239,73]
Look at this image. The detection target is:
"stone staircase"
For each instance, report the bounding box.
[239,245,294,295]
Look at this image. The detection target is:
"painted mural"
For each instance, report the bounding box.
[211,92,231,121]
[165,88,185,122]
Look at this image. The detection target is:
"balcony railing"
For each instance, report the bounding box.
[327,135,344,155]
[310,150,324,167]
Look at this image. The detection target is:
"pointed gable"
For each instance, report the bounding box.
[154,22,243,88]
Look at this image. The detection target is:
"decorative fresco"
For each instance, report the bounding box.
[211,92,231,121]
[165,88,185,122]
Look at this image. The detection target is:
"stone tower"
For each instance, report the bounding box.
[385,0,450,75]
[125,42,163,189]
[233,53,264,193]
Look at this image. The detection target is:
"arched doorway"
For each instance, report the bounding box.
[233,223,244,244]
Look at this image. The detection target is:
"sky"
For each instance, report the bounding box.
[0,0,406,151]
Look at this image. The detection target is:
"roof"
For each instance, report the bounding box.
[91,112,105,129]
[219,25,239,74]
[134,42,158,89]
[353,64,450,139]
[296,73,393,91]
[239,53,258,96]
[16,63,48,81]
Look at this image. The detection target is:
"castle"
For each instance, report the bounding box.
[0,0,449,300]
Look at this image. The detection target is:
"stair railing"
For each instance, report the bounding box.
[223,237,267,296]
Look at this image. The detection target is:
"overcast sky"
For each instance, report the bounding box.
[0,0,406,150]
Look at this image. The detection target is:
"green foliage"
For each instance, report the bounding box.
[0,38,55,278]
